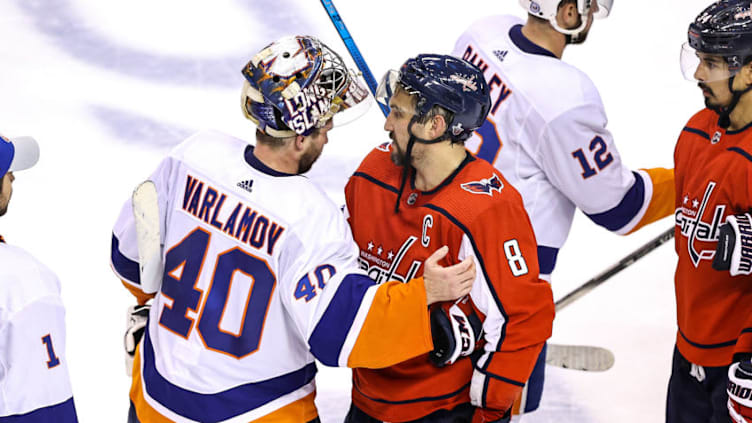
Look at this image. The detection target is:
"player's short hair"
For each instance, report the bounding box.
[394,84,456,142]
[254,127,324,150]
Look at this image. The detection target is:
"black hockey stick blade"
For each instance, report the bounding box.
[555,226,675,312]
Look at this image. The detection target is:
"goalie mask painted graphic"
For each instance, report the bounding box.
[241,35,370,137]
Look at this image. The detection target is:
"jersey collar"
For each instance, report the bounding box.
[510,24,557,58]
[244,145,298,177]
[410,153,475,195]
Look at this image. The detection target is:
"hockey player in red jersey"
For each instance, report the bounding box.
[344,55,554,422]
[670,1,752,421]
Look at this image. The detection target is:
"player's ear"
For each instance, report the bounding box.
[293,134,306,152]
[429,114,447,140]
[739,61,752,88]
[556,1,579,28]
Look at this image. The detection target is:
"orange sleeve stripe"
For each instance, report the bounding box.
[121,280,155,305]
[629,167,675,234]
[347,277,433,369]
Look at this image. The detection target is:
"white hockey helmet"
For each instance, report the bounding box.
[519,0,613,41]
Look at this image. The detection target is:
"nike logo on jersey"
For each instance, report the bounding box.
[461,174,503,196]
[675,181,726,267]
[358,236,422,284]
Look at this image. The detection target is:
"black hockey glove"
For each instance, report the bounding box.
[124,304,150,376]
[713,213,752,276]
[429,300,483,367]
[728,359,752,423]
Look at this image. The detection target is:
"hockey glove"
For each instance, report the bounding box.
[728,359,752,423]
[429,299,483,367]
[124,304,150,377]
[471,407,511,423]
[713,213,752,276]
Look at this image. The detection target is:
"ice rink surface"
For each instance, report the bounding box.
[0,0,716,421]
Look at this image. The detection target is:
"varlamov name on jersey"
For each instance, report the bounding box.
[182,173,285,256]
[357,235,422,284]
[674,181,726,266]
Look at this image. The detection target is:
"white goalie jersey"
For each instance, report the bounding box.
[110,130,433,422]
[452,16,674,279]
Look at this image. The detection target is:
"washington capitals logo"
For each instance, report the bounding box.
[461,174,503,196]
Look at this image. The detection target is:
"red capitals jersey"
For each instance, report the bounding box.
[344,144,554,420]
[674,108,752,367]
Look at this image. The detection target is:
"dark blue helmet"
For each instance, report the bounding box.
[689,0,752,71]
[395,54,491,143]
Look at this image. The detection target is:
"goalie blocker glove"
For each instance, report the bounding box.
[713,213,752,276]
[429,299,483,367]
[124,304,150,376]
[728,359,752,423]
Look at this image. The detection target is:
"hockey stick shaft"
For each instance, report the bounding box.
[555,226,675,312]
[320,0,390,117]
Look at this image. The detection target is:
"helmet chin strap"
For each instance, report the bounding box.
[714,75,752,129]
[393,116,447,213]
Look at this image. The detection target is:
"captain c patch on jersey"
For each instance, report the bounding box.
[461,174,503,196]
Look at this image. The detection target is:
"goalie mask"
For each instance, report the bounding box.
[241,35,370,138]
[518,0,613,43]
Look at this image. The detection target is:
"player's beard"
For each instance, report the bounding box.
[389,132,408,167]
[298,144,322,174]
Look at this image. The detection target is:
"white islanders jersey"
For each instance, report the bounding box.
[111,130,433,422]
[453,16,673,278]
[0,240,78,422]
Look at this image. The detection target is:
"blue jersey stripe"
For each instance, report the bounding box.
[728,146,752,163]
[586,171,646,231]
[308,274,375,366]
[111,234,141,285]
[0,397,78,423]
[141,329,317,422]
[682,126,710,140]
[352,172,399,194]
[537,246,559,275]
[678,328,739,349]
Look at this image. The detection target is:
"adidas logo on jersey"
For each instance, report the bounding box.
[237,179,254,193]
[493,50,508,62]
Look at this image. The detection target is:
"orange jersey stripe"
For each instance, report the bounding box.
[348,277,433,369]
[121,280,155,305]
[628,167,675,233]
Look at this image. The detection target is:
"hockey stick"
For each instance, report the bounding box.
[131,180,163,294]
[546,344,614,372]
[320,0,390,116]
[556,226,675,312]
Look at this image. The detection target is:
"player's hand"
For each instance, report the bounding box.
[124,304,150,377]
[728,359,752,423]
[429,300,483,367]
[713,213,752,276]
[423,246,475,305]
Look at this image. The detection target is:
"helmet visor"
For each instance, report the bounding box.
[680,42,733,82]
[375,69,400,109]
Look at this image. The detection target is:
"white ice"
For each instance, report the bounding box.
[0,0,713,421]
